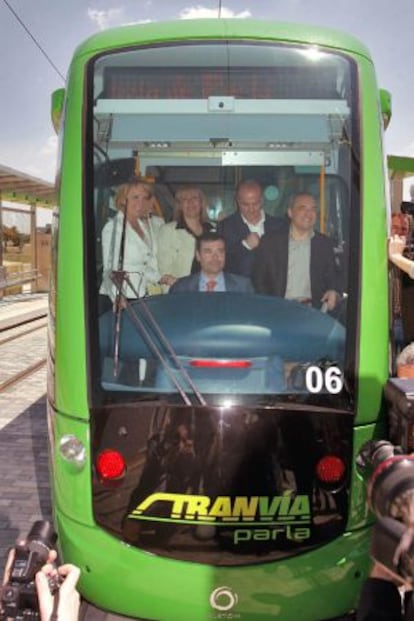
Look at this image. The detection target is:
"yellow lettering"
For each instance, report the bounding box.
[230,496,258,520]
[132,492,186,518]
[259,496,283,518]
[289,495,311,517]
[279,492,294,516]
[209,496,232,519]
[185,495,211,519]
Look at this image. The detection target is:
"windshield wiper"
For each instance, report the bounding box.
[110,270,206,407]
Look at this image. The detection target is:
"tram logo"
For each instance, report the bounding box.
[128,490,311,529]
[210,586,239,614]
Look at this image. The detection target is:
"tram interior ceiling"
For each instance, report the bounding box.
[92,46,352,234]
[0,164,56,294]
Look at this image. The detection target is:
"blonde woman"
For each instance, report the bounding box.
[157,186,214,289]
[100,179,174,301]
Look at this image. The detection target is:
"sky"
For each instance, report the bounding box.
[1,0,414,199]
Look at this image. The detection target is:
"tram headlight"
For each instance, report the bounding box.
[59,434,86,468]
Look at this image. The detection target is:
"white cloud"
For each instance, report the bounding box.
[406,142,414,157]
[122,19,153,26]
[0,135,58,183]
[179,5,251,19]
[87,7,124,31]
[40,135,58,158]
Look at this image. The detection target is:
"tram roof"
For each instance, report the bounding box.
[0,164,57,208]
[73,19,372,62]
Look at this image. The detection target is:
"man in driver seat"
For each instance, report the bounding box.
[252,192,339,311]
[169,232,254,293]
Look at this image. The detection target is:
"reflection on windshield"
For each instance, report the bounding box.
[99,292,346,399]
[92,41,355,403]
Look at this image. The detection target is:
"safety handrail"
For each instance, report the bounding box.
[0,267,39,291]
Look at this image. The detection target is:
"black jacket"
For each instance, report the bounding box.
[252,227,337,309]
[217,211,284,277]
[356,578,405,621]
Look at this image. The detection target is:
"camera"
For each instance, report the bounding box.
[357,440,414,583]
[400,201,414,218]
[0,521,59,621]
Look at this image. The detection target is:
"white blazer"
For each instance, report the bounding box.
[100,211,163,301]
[156,221,197,280]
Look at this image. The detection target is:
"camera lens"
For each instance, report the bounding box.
[27,521,56,544]
[1,585,19,603]
[370,455,414,519]
[27,521,57,562]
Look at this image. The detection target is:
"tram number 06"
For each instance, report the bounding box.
[305,366,343,394]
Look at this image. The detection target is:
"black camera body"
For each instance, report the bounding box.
[357,439,414,583]
[0,521,58,621]
[400,201,414,218]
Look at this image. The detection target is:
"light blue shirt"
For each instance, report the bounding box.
[199,272,226,292]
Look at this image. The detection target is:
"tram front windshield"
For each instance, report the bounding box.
[90,40,358,407]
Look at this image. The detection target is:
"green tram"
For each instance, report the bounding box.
[48,19,395,620]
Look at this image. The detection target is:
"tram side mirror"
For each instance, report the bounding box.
[380,88,392,130]
[51,88,66,134]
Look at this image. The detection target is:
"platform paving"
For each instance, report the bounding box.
[0,293,51,566]
[0,292,48,330]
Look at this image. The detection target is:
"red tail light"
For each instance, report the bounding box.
[190,359,252,368]
[315,455,346,484]
[96,449,126,481]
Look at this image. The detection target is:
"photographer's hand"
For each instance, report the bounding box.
[1,547,16,586]
[370,561,408,587]
[36,560,80,621]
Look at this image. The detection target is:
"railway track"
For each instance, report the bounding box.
[0,316,48,347]
[0,315,47,393]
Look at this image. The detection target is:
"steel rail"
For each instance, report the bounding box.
[0,358,47,393]
[0,319,48,347]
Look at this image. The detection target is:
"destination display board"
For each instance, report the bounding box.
[103,66,340,100]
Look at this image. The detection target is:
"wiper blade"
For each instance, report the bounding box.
[110,270,206,407]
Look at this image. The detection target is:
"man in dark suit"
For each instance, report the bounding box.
[169,232,254,293]
[217,179,284,277]
[252,192,339,311]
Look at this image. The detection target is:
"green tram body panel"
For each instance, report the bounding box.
[49,18,390,621]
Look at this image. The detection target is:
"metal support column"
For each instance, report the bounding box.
[30,202,37,293]
[0,192,3,300]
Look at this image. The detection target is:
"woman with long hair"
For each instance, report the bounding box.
[100,178,174,302]
[157,186,214,289]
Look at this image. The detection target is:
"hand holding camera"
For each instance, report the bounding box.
[0,521,80,621]
[36,561,80,621]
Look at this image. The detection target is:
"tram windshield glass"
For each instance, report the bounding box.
[90,41,358,406]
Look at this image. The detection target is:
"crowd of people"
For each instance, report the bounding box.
[389,211,414,350]
[98,174,414,336]
[100,177,343,311]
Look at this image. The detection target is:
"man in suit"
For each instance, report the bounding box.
[217,179,284,277]
[252,192,339,311]
[169,232,254,293]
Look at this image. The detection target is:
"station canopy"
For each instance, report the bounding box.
[0,164,57,208]
[388,155,414,180]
